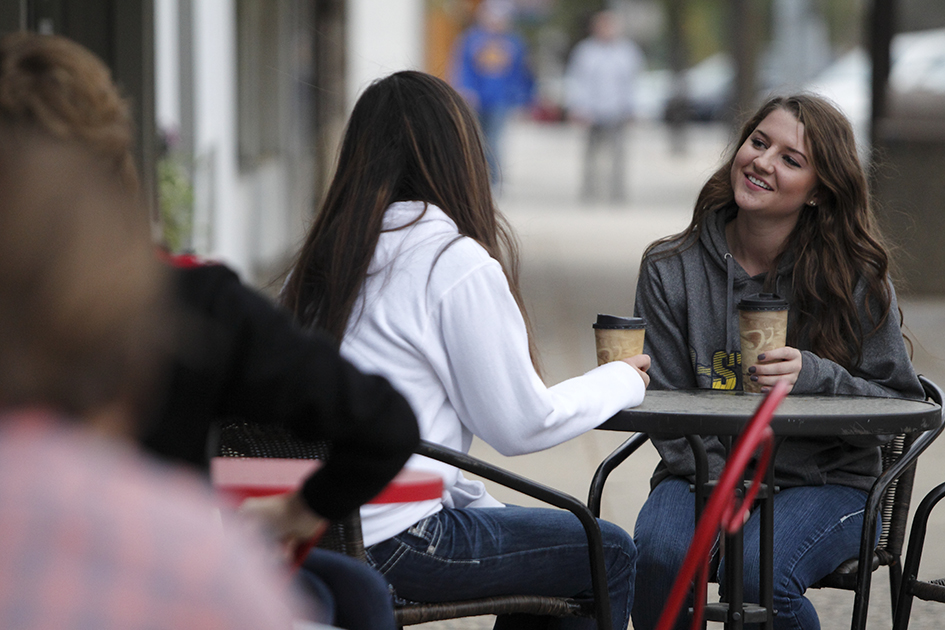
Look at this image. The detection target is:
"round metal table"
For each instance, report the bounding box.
[594,388,943,630]
[601,389,942,437]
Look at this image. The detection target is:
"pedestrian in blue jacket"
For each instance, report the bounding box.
[451,0,534,186]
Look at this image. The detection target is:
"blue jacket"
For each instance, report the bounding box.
[452,25,534,110]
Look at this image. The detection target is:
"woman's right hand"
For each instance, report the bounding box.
[239,491,328,563]
[621,354,651,388]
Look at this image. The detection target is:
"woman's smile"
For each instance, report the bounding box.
[745,173,772,191]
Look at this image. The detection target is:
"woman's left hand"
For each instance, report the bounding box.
[748,346,803,393]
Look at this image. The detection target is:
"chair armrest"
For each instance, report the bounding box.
[415,440,613,630]
[859,376,944,546]
[587,433,650,517]
[849,375,945,628]
[858,377,945,557]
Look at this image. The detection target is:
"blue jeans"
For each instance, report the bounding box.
[632,477,874,630]
[477,105,508,186]
[365,505,636,630]
[297,548,397,630]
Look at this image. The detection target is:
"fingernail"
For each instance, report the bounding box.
[761,387,770,393]
[748,366,756,374]
[750,375,758,382]
[758,353,766,361]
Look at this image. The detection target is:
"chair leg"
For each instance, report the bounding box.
[893,481,945,630]
[849,493,884,630]
[889,559,903,621]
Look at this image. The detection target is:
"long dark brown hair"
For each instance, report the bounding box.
[282,71,538,365]
[644,94,893,368]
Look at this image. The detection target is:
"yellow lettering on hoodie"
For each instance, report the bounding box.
[712,350,739,390]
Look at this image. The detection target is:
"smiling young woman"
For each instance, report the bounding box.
[630,94,923,630]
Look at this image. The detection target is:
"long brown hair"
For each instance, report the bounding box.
[283,71,538,365]
[645,94,893,368]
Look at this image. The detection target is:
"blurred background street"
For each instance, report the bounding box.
[4,0,944,627]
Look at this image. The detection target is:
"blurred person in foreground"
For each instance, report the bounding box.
[565,9,645,204]
[0,33,304,629]
[450,0,534,187]
[0,31,420,630]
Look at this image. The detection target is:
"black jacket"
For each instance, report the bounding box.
[142,262,420,520]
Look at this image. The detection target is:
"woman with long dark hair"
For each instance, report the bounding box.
[630,94,923,630]
[283,70,650,629]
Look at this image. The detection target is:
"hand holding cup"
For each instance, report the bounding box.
[594,314,646,366]
[593,314,649,387]
[594,314,646,365]
[738,294,789,393]
[622,353,651,387]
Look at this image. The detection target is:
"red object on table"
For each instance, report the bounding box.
[210,457,443,505]
[211,457,443,571]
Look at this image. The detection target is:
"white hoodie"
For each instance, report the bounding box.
[342,201,646,546]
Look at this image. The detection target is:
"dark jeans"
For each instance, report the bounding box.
[632,477,875,630]
[366,505,636,629]
[298,548,397,630]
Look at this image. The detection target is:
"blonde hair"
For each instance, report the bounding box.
[0,33,166,418]
[0,32,138,194]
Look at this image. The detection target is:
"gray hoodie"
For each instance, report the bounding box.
[634,206,924,492]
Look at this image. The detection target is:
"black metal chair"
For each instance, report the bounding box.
[808,375,945,630]
[217,423,614,629]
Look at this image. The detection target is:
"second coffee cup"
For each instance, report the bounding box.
[593,314,646,366]
[738,293,789,393]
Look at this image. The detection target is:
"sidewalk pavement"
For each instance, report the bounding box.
[414,119,945,629]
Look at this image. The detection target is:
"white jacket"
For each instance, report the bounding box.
[344,201,646,546]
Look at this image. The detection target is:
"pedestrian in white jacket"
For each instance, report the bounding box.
[282,70,650,630]
[566,10,644,202]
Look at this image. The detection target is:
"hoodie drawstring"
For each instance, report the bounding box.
[725,253,735,355]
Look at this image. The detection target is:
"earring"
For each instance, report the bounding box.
[806,200,817,207]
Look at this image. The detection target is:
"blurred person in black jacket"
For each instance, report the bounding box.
[145,255,420,538]
[146,255,420,630]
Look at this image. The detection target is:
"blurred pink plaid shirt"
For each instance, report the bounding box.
[0,411,301,630]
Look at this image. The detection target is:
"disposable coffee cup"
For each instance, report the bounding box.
[593,314,646,366]
[738,293,789,393]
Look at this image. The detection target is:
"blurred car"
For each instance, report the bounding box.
[663,53,735,122]
[888,28,945,119]
[802,48,870,143]
[635,68,672,121]
[659,28,945,127]
[803,28,945,138]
